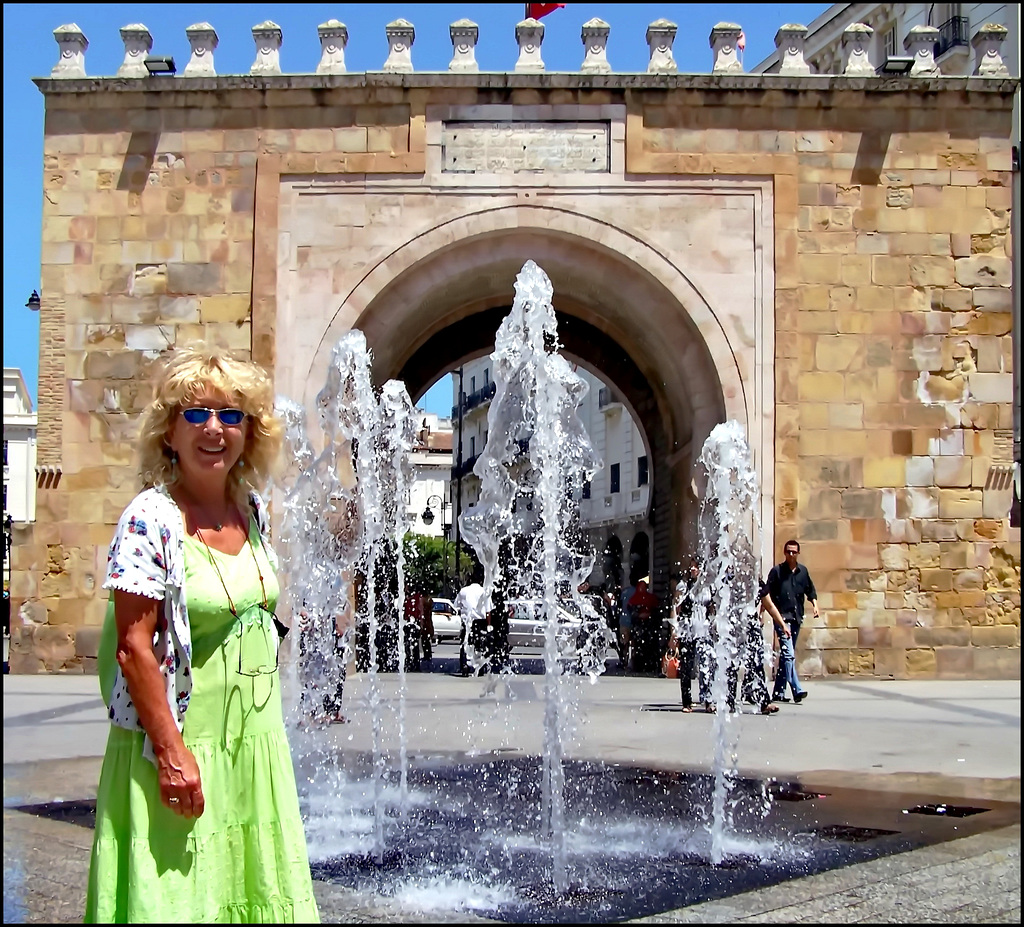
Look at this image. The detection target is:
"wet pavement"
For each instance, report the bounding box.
[3,663,1020,923]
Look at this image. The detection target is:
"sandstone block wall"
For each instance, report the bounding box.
[12,73,1019,679]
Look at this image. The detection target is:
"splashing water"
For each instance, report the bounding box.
[460,260,605,892]
[377,379,418,806]
[692,420,764,865]
[275,331,416,863]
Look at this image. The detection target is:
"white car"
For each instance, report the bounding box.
[430,597,462,642]
[506,599,584,651]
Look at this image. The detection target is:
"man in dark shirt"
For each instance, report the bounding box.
[767,539,819,704]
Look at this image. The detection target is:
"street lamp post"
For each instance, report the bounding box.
[422,493,450,594]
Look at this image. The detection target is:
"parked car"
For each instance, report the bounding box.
[506,599,584,652]
[430,597,462,642]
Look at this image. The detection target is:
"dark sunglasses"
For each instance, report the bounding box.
[181,407,247,426]
[785,549,799,556]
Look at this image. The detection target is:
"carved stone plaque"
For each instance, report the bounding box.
[442,121,610,173]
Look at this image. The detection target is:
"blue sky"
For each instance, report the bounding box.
[3,2,828,416]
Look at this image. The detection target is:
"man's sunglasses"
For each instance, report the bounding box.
[180,407,247,426]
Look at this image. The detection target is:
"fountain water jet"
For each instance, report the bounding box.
[275,331,416,863]
[460,260,605,891]
[690,420,767,864]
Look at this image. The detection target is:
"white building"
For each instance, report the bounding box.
[752,2,1018,80]
[407,411,454,539]
[450,356,653,590]
[3,369,37,524]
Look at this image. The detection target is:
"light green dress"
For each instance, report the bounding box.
[86,519,319,923]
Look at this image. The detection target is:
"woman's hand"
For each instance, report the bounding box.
[155,741,205,818]
[114,590,206,818]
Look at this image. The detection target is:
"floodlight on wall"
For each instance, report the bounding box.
[144,55,177,75]
[25,290,40,311]
[876,56,914,74]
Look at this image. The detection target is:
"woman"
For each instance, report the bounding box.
[86,348,319,922]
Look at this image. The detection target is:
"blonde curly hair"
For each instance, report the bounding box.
[137,347,284,506]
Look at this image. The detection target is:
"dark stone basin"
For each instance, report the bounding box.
[296,752,1020,923]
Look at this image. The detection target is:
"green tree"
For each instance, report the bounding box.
[402,533,480,598]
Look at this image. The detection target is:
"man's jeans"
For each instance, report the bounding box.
[772,619,804,699]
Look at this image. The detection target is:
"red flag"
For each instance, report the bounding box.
[528,3,565,19]
[737,31,746,51]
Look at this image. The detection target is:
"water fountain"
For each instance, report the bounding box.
[459,259,606,891]
[262,264,995,922]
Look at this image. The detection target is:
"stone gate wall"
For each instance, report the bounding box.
[11,23,1019,678]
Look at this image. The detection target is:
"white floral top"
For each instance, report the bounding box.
[103,485,272,764]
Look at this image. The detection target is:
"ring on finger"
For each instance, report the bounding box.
[169,797,181,804]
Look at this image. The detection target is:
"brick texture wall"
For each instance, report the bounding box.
[11,74,1019,678]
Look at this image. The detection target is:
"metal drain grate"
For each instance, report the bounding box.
[801,824,899,842]
[904,803,989,818]
[12,799,96,829]
[770,786,828,801]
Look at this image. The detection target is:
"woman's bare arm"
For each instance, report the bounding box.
[114,589,205,818]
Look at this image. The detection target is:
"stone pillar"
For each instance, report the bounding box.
[775,24,812,75]
[515,18,545,73]
[448,19,479,72]
[51,24,88,78]
[383,19,415,72]
[841,23,875,75]
[116,23,152,78]
[972,23,1010,77]
[316,19,348,75]
[580,18,611,73]
[709,22,743,74]
[904,25,940,76]
[250,20,282,75]
[184,23,218,77]
[646,19,678,74]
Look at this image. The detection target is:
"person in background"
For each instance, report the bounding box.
[666,557,701,711]
[87,348,319,923]
[455,564,488,676]
[739,580,786,715]
[618,575,638,671]
[627,578,660,672]
[768,539,818,704]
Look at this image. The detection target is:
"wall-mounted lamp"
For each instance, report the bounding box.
[144,55,177,75]
[25,290,40,311]
[876,56,914,75]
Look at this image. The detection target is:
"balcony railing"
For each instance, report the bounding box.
[450,453,481,480]
[450,380,496,418]
[934,16,969,58]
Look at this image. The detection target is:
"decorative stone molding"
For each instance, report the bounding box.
[841,23,874,76]
[580,18,611,73]
[972,23,1010,77]
[775,24,811,75]
[383,19,415,72]
[116,24,152,78]
[515,18,545,73]
[250,20,283,75]
[448,19,478,72]
[51,24,88,78]
[904,25,940,76]
[709,22,743,74]
[316,19,348,75]
[645,19,678,73]
[184,22,218,77]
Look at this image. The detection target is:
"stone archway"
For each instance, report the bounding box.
[279,204,771,602]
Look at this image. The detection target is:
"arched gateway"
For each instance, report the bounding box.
[17,23,1018,679]
[276,205,775,600]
